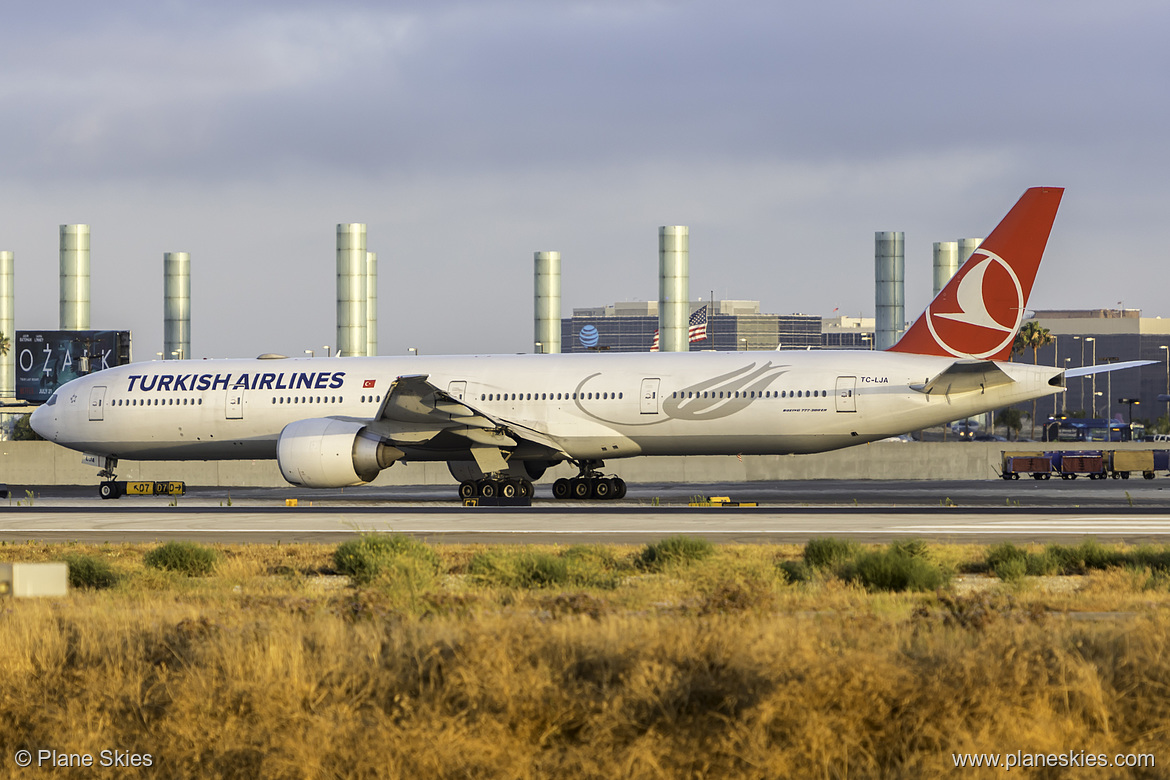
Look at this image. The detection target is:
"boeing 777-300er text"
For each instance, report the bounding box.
[30,187,1143,500]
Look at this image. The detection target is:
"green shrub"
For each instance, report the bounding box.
[1024,550,1061,576]
[1126,545,1170,572]
[637,535,715,571]
[561,545,625,589]
[803,538,859,569]
[985,541,1028,571]
[334,534,440,586]
[63,554,119,590]
[777,559,811,584]
[991,557,1027,583]
[845,544,950,592]
[888,538,929,559]
[143,541,218,576]
[469,551,570,589]
[1045,539,1124,575]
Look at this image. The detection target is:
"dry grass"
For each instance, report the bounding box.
[0,539,1167,778]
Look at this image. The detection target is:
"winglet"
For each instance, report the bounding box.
[889,187,1064,360]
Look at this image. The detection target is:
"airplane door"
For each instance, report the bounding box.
[835,376,857,413]
[88,386,106,421]
[448,381,467,401]
[226,388,244,419]
[640,378,661,414]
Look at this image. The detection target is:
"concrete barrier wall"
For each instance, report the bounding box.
[3,441,1164,488]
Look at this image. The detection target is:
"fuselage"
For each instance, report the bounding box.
[30,350,1062,464]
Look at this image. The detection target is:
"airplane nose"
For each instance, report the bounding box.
[29,404,51,440]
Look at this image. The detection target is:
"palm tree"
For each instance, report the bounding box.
[0,330,8,357]
[1012,321,1053,438]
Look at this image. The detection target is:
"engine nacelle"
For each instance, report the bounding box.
[277,418,401,488]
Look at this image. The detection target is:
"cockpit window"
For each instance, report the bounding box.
[46,393,58,406]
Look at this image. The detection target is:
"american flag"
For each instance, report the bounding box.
[650,307,708,351]
[688,306,708,342]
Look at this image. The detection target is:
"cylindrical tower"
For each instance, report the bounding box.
[336,224,367,358]
[658,226,689,353]
[0,251,13,398]
[874,231,905,351]
[163,252,191,360]
[60,224,90,330]
[533,251,561,354]
[958,237,984,265]
[932,241,959,297]
[365,251,378,357]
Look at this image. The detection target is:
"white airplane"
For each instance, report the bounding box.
[30,187,1137,500]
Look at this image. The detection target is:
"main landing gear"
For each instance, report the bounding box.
[551,460,627,501]
[458,477,534,500]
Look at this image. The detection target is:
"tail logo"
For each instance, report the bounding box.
[924,250,1023,359]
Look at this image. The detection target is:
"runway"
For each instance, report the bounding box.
[4,479,1170,544]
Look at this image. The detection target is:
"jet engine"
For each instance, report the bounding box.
[277,418,402,488]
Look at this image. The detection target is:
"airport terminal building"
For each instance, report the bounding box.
[561,301,873,353]
[1022,309,1170,425]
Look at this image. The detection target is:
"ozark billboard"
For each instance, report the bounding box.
[15,330,132,403]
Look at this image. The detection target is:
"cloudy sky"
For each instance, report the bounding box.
[3,0,1168,359]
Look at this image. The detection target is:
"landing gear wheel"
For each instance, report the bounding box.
[572,478,591,499]
[479,480,498,498]
[1121,472,1130,480]
[1002,474,1014,481]
[553,478,571,500]
[459,481,478,500]
[99,481,121,500]
[1011,473,1020,480]
[500,480,517,499]
[519,480,534,499]
[593,478,612,500]
[612,477,627,499]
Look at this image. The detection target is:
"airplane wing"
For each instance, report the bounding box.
[362,374,569,469]
[1065,360,1155,378]
[910,360,1015,396]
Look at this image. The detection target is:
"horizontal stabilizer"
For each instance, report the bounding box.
[911,360,1015,396]
[1065,360,1155,378]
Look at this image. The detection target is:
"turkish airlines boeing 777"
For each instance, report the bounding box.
[32,187,1114,499]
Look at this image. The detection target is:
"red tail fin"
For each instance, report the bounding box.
[889,187,1064,360]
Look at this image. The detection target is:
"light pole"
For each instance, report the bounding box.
[1105,356,1119,421]
[305,349,314,358]
[1062,358,1070,414]
[408,347,418,357]
[535,341,543,354]
[155,351,164,361]
[1086,337,1096,416]
[1051,334,1059,418]
[1161,345,1169,426]
[324,345,331,358]
[1073,335,1083,412]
